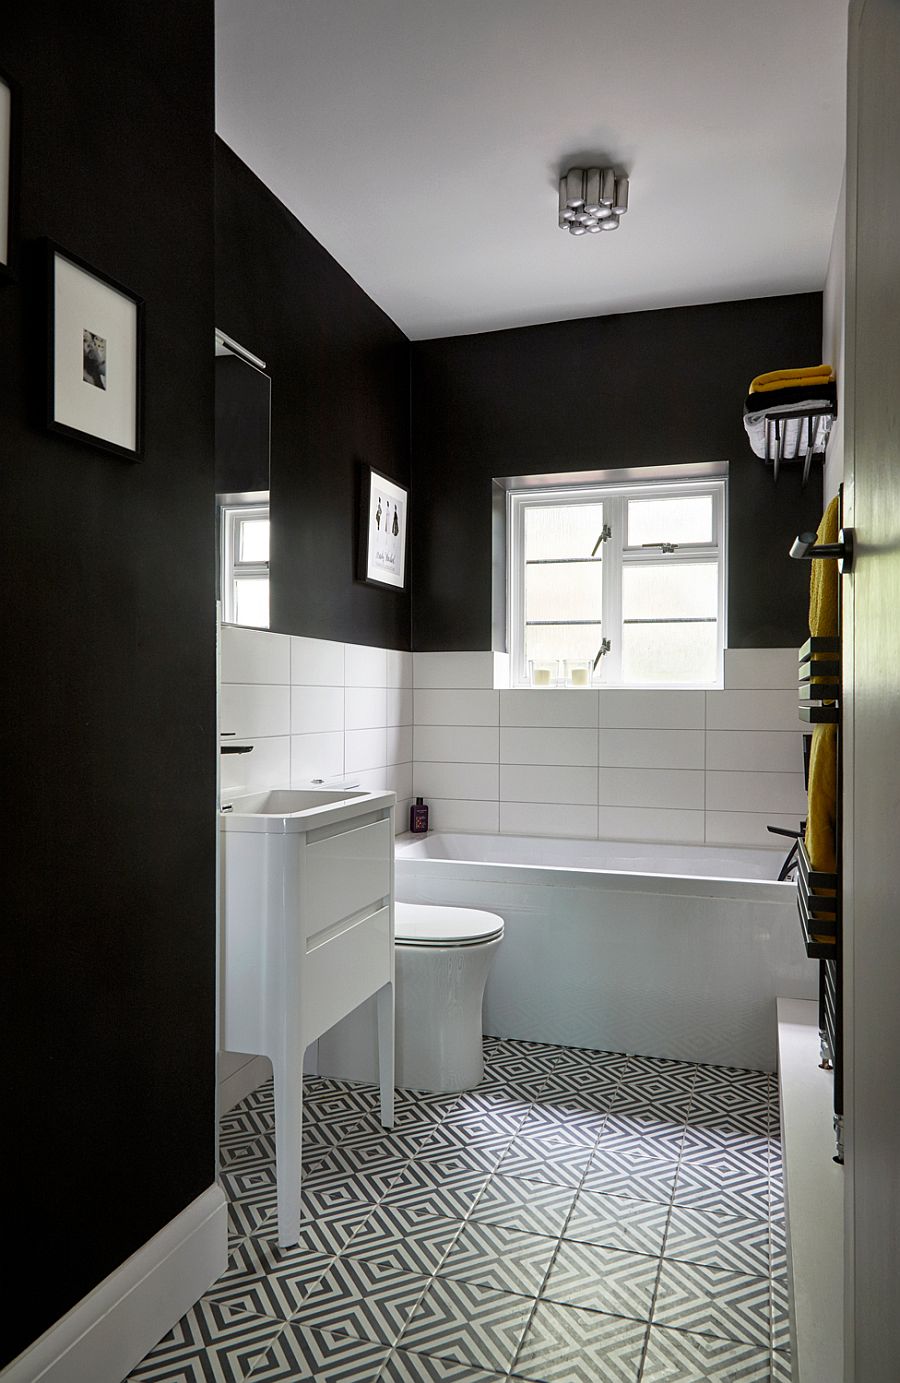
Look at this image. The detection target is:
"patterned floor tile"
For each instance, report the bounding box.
[220,1105,275,1144]
[294,1256,429,1345]
[379,1346,507,1381]
[653,1258,772,1348]
[203,1233,336,1321]
[641,1325,774,1381]
[126,1303,283,1382]
[519,1096,608,1145]
[771,1274,790,1352]
[665,1206,770,1278]
[417,1127,512,1176]
[469,1174,577,1239]
[535,1066,622,1108]
[246,1323,391,1382]
[400,1277,534,1373]
[596,1110,686,1158]
[564,1188,669,1256]
[542,1240,658,1321]
[438,1103,529,1143]
[497,1131,594,1188]
[342,1202,463,1277]
[512,1301,647,1382]
[299,1146,410,1200]
[771,1348,793,1380]
[672,1155,770,1219]
[381,1159,489,1220]
[439,1219,557,1296]
[582,1144,678,1204]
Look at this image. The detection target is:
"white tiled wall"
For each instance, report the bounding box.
[412,647,805,849]
[220,624,413,830]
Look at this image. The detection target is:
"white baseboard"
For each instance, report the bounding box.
[1,1183,227,1383]
[218,1052,272,1114]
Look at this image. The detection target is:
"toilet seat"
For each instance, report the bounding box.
[395,902,504,948]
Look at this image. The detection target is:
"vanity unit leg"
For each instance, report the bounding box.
[376,979,395,1129]
[272,1058,303,1248]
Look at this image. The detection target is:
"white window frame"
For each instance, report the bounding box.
[221,501,270,628]
[507,476,727,688]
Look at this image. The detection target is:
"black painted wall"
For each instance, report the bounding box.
[411,294,824,650]
[1,3,216,1366]
[215,140,412,650]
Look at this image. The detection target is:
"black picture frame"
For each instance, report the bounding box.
[359,464,409,591]
[45,240,144,460]
[0,65,21,283]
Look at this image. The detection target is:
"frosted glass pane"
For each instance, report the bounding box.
[526,560,601,624]
[627,495,713,547]
[239,518,270,562]
[234,578,269,628]
[525,622,602,666]
[525,503,604,560]
[622,621,718,684]
[623,563,717,620]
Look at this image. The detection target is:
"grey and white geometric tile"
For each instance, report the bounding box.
[245,1323,391,1383]
[399,1277,534,1374]
[664,1204,771,1278]
[438,1219,558,1297]
[652,1257,772,1349]
[563,1188,669,1257]
[542,1240,659,1322]
[468,1174,577,1240]
[640,1325,776,1381]
[512,1301,648,1383]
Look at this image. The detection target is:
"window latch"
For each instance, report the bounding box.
[591,524,612,557]
[642,541,678,553]
[592,638,611,671]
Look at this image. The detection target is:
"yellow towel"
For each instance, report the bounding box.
[750,364,834,393]
[809,495,840,641]
[806,722,838,875]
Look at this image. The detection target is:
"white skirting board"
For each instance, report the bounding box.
[777,997,844,1383]
[219,1050,273,1115]
[1,1183,227,1383]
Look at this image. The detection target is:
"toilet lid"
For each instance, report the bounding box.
[395,902,504,947]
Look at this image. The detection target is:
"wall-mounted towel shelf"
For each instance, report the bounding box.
[796,637,841,723]
[764,407,835,486]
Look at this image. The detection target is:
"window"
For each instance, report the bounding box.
[221,502,270,628]
[508,477,726,687]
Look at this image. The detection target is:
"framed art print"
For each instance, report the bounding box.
[0,66,20,280]
[361,466,408,590]
[46,241,144,459]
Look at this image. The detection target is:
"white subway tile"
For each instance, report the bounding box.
[220,684,290,739]
[345,686,388,731]
[344,727,388,773]
[386,649,413,688]
[413,761,499,801]
[221,625,291,685]
[220,736,290,797]
[414,651,497,689]
[597,728,704,770]
[345,643,388,687]
[705,690,800,732]
[414,724,499,764]
[387,724,413,766]
[724,647,798,690]
[704,811,801,850]
[290,636,345,687]
[388,762,413,801]
[290,731,344,784]
[706,770,807,815]
[597,767,705,810]
[387,687,414,727]
[414,689,500,726]
[500,690,599,729]
[500,764,598,806]
[596,805,705,845]
[499,802,598,839]
[706,731,804,773]
[424,798,500,834]
[291,685,344,735]
[500,726,598,767]
[349,766,393,792]
[598,690,705,730]
[493,653,511,689]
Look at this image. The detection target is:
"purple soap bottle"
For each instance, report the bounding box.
[409,797,429,833]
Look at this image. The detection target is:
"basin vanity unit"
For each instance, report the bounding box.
[220,787,396,1247]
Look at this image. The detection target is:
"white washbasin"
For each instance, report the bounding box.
[228,788,368,813]
[221,786,395,833]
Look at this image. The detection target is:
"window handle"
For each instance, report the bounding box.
[642,541,677,553]
[591,524,612,557]
[592,638,611,671]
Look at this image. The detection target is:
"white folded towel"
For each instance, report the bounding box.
[743,398,834,461]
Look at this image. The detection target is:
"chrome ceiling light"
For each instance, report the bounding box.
[559,166,629,235]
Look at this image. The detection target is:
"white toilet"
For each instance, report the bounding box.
[393,902,505,1092]
[316,901,504,1093]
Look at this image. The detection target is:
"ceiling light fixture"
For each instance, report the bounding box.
[558,166,629,236]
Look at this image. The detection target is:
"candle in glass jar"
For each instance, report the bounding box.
[570,666,589,686]
[533,666,552,686]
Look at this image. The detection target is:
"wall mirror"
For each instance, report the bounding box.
[215,330,271,628]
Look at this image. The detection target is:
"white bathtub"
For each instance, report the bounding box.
[395,831,815,1072]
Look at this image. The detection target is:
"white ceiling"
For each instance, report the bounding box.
[215,0,847,340]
